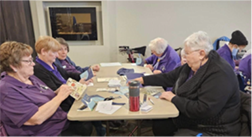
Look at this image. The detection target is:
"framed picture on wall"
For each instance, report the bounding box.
[48,7,98,41]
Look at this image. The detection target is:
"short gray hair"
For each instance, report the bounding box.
[181,48,185,57]
[184,31,213,56]
[148,37,168,54]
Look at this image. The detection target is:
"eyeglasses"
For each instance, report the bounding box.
[21,58,34,65]
[184,49,200,56]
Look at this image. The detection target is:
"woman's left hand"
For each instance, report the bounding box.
[92,65,100,72]
[160,91,176,102]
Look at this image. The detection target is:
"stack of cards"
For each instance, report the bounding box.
[66,78,87,100]
[81,94,105,110]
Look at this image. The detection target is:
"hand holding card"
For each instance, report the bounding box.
[80,66,94,81]
[66,78,87,100]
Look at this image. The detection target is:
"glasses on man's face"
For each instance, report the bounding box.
[21,58,34,65]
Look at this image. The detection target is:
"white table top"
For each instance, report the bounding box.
[67,63,179,121]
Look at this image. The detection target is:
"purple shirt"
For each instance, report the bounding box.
[59,59,81,73]
[0,75,68,136]
[36,57,67,84]
[239,54,251,83]
[217,44,235,69]
[145,45,181,73]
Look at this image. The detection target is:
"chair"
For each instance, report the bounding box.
[212,36,230,50]
[131,46,146,56]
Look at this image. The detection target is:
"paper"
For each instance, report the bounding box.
[100,62,122,67]
[98,105,122,115]
[66,78,87,100]
[120,86,129,94]
[95,101,122,115]
[87,82,94,87]
[80,67,94,81]
[96,101,113,111]
[97,77,119,82]
[140,102,153,112]
[108,79,121,87]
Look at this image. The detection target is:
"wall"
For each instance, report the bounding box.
[30,0,251,66]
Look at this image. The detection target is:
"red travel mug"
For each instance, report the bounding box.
[129,80,140,112]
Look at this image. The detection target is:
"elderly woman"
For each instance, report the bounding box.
[54,37,100,73]
[174,48,187,68]
[33,36,105,136]
[217,30,248,69]
[135,31,241,136]
[239,49,251,86]
[145,37,181,74]
[33,36,91,111]
[0,41,92,136]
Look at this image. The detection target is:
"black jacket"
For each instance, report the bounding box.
[34,62,81,112]
[143,50,241,135]
[239,91,251,136]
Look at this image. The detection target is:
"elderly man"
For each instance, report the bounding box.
[145,37,181,74]
[135,31,241,136]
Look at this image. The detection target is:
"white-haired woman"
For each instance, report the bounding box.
[145,37,181,74]
[135,31,241,136]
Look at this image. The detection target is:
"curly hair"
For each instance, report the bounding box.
[0,41,33,73]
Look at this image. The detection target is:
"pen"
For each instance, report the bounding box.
[148,97,154,105]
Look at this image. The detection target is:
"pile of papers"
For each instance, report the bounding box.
[96,101,122,115]
[108,79,121,87]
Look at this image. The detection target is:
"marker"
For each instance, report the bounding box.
[148,97,154,105]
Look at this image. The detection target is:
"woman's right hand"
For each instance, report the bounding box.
[146,64,153,71]
[56,85,73,101]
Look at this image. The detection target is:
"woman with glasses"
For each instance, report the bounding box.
[0,41,92,136]
[33,36,93,136]
[134,31,241,136]
[217,30,248,69]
